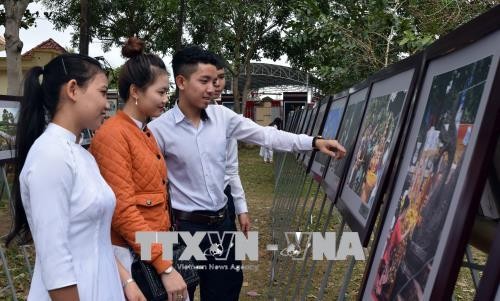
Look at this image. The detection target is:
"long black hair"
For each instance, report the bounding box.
[5,53,104,246]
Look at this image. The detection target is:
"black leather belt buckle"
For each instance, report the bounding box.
[207,212,225,225]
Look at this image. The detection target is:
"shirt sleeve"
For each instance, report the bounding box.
[225,139,248,214]
[90,128,172,273]
[225,107,314,152]
[25,150,77,290]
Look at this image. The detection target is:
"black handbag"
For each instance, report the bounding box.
[130,245,200,301]
[130,184,199,300]
[130,250,168,301]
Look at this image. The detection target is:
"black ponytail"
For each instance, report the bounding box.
[5,54,104,246]
[5,67,45,245]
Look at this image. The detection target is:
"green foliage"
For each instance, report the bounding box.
[283,0,499,94]
[39,0,499,97]
[0,7,38,30]
[42,0,180,53]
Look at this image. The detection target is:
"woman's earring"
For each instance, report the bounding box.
[135,97,138,106]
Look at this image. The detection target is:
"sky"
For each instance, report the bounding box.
[0,2,289,73]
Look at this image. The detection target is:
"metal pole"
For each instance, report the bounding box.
[317,218,346,300]
[465,245,481,290]
[271,168,311,298]
[336,256,356,301]
[299,200,336,301]
[0,246,18,301]
[21,245,33,277]
[281,194,329,300]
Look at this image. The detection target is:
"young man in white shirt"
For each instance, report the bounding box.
[211,56,250,237]
[149,46,346,301]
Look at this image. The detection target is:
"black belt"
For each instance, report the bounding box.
[173,205,227,225]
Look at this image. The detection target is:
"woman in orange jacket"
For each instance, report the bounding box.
[90,37,187,300]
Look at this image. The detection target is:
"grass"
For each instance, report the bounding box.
[0,147,490,300]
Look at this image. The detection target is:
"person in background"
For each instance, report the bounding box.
[211,55,251,236]
[90,37,188,301]
[5,53,143,301]
[260,117,283,163]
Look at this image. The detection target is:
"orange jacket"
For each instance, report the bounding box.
[90,111,172,273]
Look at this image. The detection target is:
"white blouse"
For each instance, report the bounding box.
[20,123,124,301]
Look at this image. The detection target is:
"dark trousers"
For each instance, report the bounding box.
[225,185,237,228]
[177,194,243,300]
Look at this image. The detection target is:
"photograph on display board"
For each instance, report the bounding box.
[311,98,332,137]
[285,110,295,131]
[347,91,407,206]
[296,108,313,160]
[0,99,20,160]
[287,109,299,133]
[310,96,348,178]
[294,109,307,134]
[305,97,332,175]
[105,98,118,118]
[322,88,368,199]
[362,28,500,300]
[300,108,312,134]
[337,66,417,245]
[303,99,326,168]
[300,101,321,163]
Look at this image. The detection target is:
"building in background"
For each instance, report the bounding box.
[0,38,66,94]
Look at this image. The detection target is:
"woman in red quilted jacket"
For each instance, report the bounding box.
[90,37,188,300]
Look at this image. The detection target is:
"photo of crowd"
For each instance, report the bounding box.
[371,55,492,301]
[328,93,367,179]
[345,91,406,217]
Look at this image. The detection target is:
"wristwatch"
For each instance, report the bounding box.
[122,278,135,288]
[163,266,174,275]
[312,136,324,150]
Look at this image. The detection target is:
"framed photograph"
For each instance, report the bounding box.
[303,96,333,174]
[296,107,312,160]
[299,99,322,163]
[337,59,421,246]
[285,110,296,132]
[105,98,118,118]
[0,96,21,163]
[310,92,349,179]
[80,129,94,148]
[293,108,306,134]
[361,22,500,301]
[322,86,369,200]
[287,109,298,133]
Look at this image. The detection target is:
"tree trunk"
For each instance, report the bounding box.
[4,0,30,96]
[241,62,253,115]
[175,0,186,51]
[232,74,241,114]
[79,0,89,55]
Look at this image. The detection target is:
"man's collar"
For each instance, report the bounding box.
[173,102,210,124]
[173,103,185,124]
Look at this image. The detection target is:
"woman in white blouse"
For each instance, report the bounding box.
[5,54,145,301]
